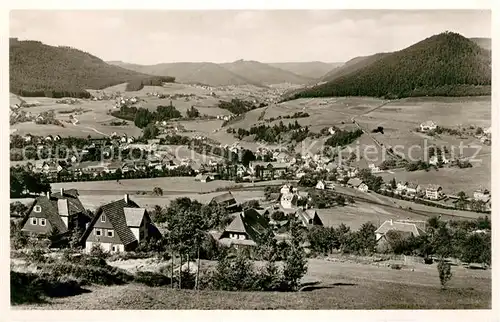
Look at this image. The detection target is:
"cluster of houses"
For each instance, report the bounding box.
[19,189,160,253]
[17,182,487,256]
[113,96,139,109]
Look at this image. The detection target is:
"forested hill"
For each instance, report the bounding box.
[9,38,175,98]
[287,32,491,100]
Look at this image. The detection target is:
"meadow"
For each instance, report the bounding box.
[13,257,490,309]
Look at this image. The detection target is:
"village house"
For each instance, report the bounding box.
[218,208,270,248]
[375,219,426,252]
[473,188,490,202]
[81,194,161,253]
[249,161,289,179]
[420,120,437,132]
[347,178,365,190]
[280,188,299,209]
[369,163,382,173]
[425,184,443,200]
[21,188,89,239]
[357,183,369,192]
[296,208,323,227]
[195,173,210,182]
[210,191,241,212]
[406,183,420,195]
[315,180,326,190]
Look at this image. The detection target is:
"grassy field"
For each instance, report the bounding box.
[365,96,491,128]
[377,159,491,195]
[13,257,490,309]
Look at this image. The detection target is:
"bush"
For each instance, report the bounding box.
[10,270,85,304]
[390,264,402,270]
[134,271,172,287]
[437,260,453,289]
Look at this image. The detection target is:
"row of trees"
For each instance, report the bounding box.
[305,216,491,267]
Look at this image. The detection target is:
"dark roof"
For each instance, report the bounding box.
[50,189,85,216]
[23,196,69,234]
[296,209,323,227]
[211,191,237,205]
[221,208,270,242]
[81,197,143,246]
[347,178,363,187]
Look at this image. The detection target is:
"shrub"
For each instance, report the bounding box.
[10,270,85,304]
[390,264,402,270]
[437,260,453,289]
[134,271,172,287]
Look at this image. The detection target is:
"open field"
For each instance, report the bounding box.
[12,190,265,211]
[13,257,490,309]
[376,158,491,195]
[364,96,491,128]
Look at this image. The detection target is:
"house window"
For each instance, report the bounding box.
[34,205,41,213]
[112,245,117,252]
[95,229,102,236]
[101,214,106,222]
[31,218,38,225]
[40,219,46,226]
[107,230,114,237]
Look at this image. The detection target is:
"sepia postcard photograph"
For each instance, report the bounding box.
[5,3,495,316]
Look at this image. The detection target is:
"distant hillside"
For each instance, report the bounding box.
[319,53,390,82]
[268,61,343,79]
[9,39,175,98]
[470,37,491,50]
[220,60,313,85]
[108,61,260,87]
[288,32,491,100]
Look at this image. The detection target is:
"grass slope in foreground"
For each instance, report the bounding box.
[9,38,175,98]
[289,32,491,100]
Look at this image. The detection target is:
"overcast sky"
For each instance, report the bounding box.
[10,10,491,64]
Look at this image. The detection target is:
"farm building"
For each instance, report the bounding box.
[347,178,368,191]
[210,191,241,212]
[375,219,426,252]
[296,208,323,227]
[218,208,270,248]
[419,120,437,132]
[81,194,161,253]
[21,188,89,239]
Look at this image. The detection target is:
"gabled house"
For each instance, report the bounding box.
[406,183,420,195]
[280,190,299,209]
[347,178,363,189]
[315,180,325,190]
[21,188,88,238]
[357,183,369,192]
[81,194,161,253]
[296,209,323,227]
[210,191,240,212]
[375,219,426,252]
[218,208,270,247]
